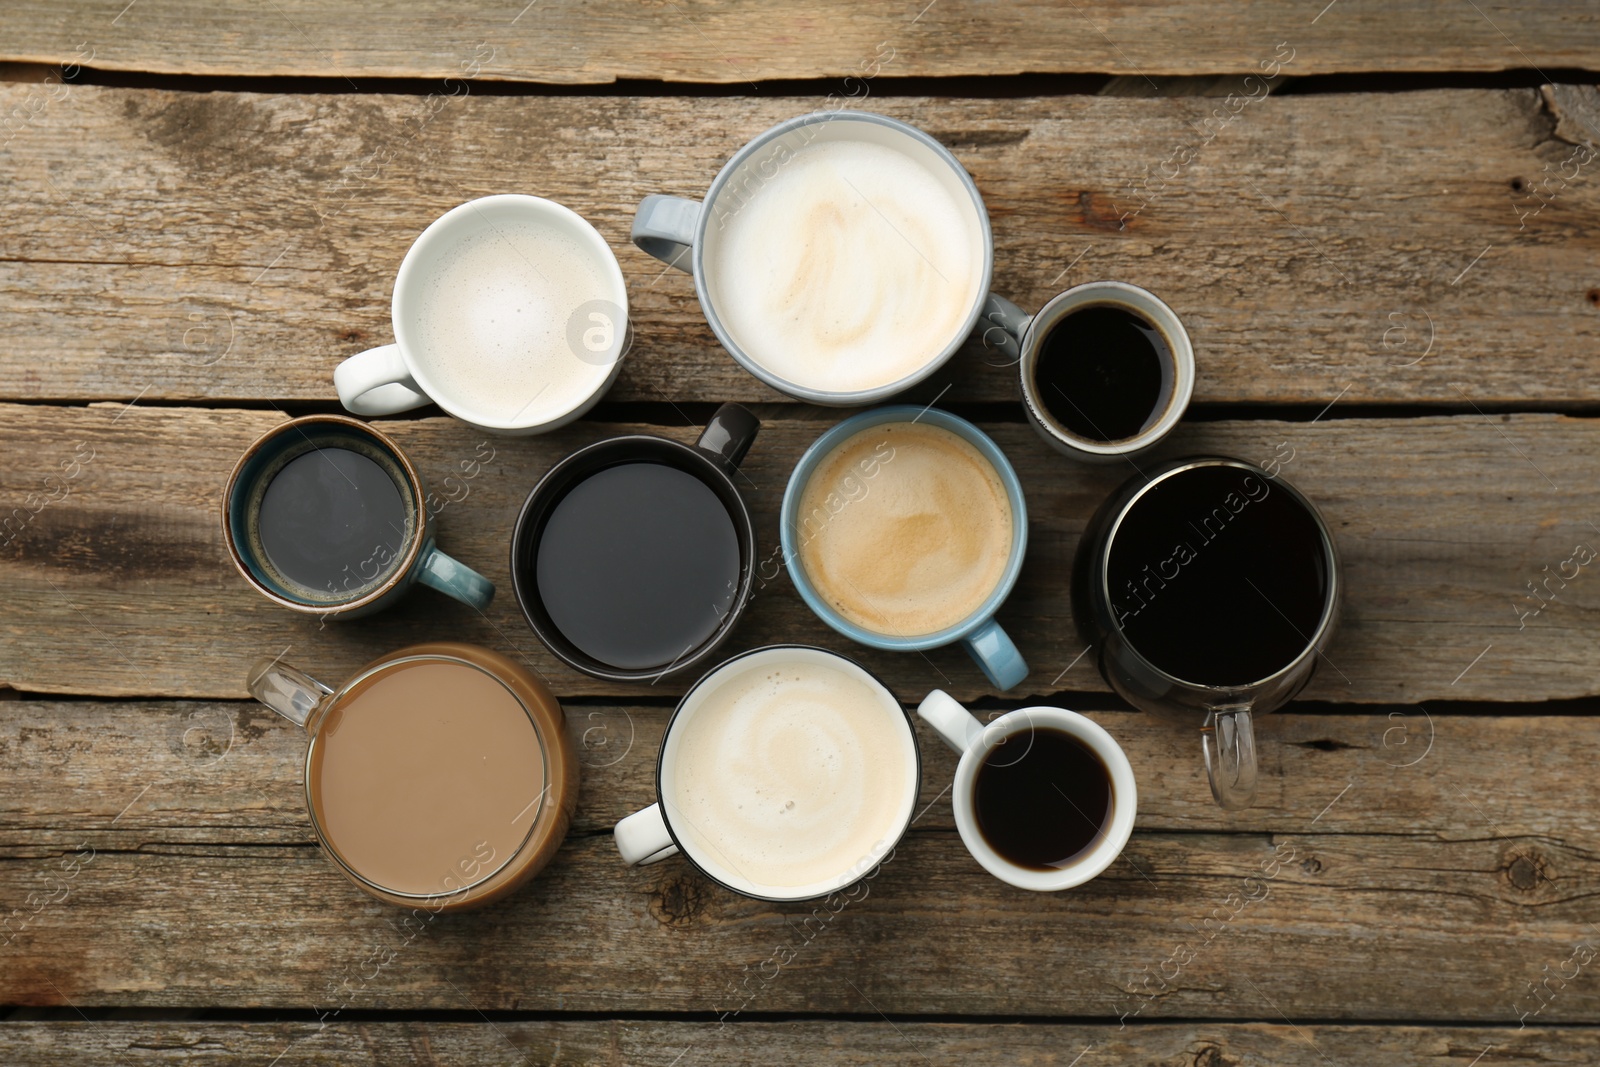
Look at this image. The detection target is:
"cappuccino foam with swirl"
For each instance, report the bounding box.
[705,137,985,395]
[665,657,911,890]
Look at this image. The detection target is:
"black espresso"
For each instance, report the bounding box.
[535,462,740,670]
[257,447,409,597]
[974,727,1113,870]
[1107,464,1329,687]
[1034,304,1168,442]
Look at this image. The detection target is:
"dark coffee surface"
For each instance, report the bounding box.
[257,447,408,597]
[973,726,1112,870]
[1034,304,1167,443]
[1107,464,1329,687]
[535,461,740,670]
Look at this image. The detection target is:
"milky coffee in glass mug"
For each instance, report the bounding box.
[248,642,578,910]
[631,111,1021,404]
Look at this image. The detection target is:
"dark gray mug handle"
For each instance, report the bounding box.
[695,403,760,474]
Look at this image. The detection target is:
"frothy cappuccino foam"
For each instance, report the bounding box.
[665,657,911,890]
[706,137,984,394]
[797,421,1013,637]
[410,219,617,425]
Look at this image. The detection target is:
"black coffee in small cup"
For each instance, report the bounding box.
[1032,304,1171,443]
[974,728,1113,870]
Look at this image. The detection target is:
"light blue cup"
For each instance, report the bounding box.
[780,406,1029,691]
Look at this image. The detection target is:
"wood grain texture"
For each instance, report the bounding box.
[0,829,1594,1017]
[2,86,1597,404]
[0,1021,1588,1066]
[2,2,1598,82]
[3,403,1597,703]
[0,699,1578,841]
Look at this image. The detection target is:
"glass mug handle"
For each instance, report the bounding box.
[1202,703,1258,810]
[247,657,333,730]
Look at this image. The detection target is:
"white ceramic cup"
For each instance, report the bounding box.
[917,690,1136,891]
[334,194,628,436]
[614,645,921,902]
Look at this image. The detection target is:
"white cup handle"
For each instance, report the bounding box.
[917,690,986,754]
[615,802,680,866]
[334,343,433,416]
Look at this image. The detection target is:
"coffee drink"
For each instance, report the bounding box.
[973,727,1113,870]
[796,421,1013,636]
[410,217,618,426]
[1105,463,1330,687]
[255,445,411,601]
[704,138,985,394]
[535,461,741,670]
[663,655,911,889]
[308,657,548,898]
[1033,304,1172,443]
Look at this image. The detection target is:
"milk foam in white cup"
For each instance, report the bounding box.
[631,112,1020,406]
[614,645,921,902]
[334,194,629,436]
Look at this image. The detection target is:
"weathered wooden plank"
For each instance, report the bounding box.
[1,86,1597,404]
[2,403,1597,703]
[0,1021,1589,1066]
[0,700,1584,842]
[3,2,1597,82]
[0,829,1593,1017]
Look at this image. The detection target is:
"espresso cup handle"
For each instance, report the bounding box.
[916,690,985,754]
[417,544,496,612]
[961,617,1029,691]
[977,293,1028,366]
[334,343,433,416]
[695,402,760,474]
[246,658,332,730]
[1203,704,1259,810]
[631,195,701,273]
[615,803,680,866]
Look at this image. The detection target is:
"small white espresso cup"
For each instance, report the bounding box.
[334,194,628,436]
[917,690,1136,891]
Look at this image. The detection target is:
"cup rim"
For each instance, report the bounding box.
[1097,456,1341,692]
[391,193,629,432]
[778,405,1028,651]
[692,110,995,406]
[652,644,922,902]
[301,649,554,903]
[951,706,1137,892]
[509,433,758,682]
[1018,280,1196,457]
[221,414,427,616]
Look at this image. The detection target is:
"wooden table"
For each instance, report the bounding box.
[2,3,1599,1063]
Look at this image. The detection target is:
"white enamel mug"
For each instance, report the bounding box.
[917,690,1137,891]
[334,194,629,436]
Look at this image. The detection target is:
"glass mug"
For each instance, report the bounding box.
[248,642,578,910]
[1072,457,1339,809]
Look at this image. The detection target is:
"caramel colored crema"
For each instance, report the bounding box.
[308,659,548,898]
[797,422,1013,637]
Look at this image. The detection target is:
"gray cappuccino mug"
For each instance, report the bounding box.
[632,111,1020,405]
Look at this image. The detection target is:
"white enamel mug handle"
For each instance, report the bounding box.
[917,690,986,754]
[334,343,433,415]
[615,802,680,866]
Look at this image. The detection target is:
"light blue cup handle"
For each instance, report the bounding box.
[417,544,495,612]
[962,616,1029,692]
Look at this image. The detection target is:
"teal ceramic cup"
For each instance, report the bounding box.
[780,406,1029,690]
[223,414,494,619]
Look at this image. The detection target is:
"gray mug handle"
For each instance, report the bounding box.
[632,195,701,273]
[978,293,1029,366]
